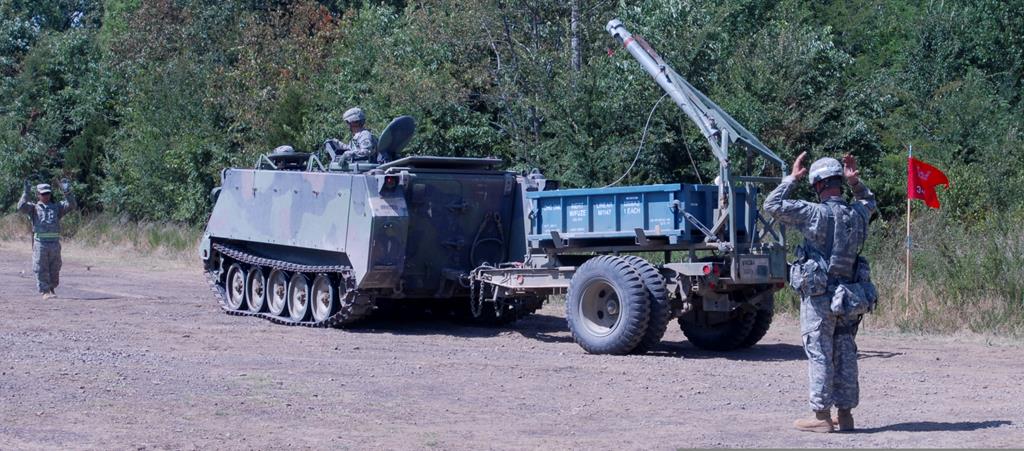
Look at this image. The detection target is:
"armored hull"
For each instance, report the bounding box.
[200,156,539,326]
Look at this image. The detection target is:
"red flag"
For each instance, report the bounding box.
[907,157,949,208]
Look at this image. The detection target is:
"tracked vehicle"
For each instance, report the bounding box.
[200,115,543,327]
[201,19,790,354]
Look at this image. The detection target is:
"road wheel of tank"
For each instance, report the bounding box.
[310,274,336,323]
[225,263,246,310]
[267,269,289,317]
[739,303,774,348]
[245,266,267,313]
[287,273,311,322]
[622,256,671,354]
[678,302,756,351]
[566,255,650,355]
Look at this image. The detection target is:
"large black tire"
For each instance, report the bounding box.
[739,305,774,348]
[621,256,671,354]
[678,302,756,351]
[566,255,650,355]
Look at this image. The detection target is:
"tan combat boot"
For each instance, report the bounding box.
[794,410,834,433]
[833,409,854,432]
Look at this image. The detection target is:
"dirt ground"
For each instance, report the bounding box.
[1,241,1022,450]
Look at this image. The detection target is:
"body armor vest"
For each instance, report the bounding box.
[799,199,869,282]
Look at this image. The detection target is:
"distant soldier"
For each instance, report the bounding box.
[18,179,76,299]
[764,152,878,433]
[328,107,386,164]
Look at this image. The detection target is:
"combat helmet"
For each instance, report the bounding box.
[808,157,843,185]
[343,107,365,123]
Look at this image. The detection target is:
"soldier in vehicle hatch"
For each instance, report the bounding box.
[326,107,386,164]
[18,179,76,299]
[763,152,879,433]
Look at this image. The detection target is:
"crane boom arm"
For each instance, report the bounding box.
[605,19,785,171]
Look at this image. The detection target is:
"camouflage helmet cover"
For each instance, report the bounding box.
[273,145,295,154]
[343,107,365,123]
[808,157,843,185]
[36,183,52,194]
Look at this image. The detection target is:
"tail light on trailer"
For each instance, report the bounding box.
[701,263,722,276]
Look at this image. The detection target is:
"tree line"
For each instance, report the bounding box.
[2,0,1022,226]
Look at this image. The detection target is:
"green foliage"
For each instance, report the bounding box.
[3,0,1019,221]
[101,61,228,222]
[0,3,110,211]
[2,0,1024,332]
[98,0,140,46]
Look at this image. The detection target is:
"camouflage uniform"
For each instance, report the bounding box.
[18,184,76,294]
[339,129,381,163]
[763,175,877,412]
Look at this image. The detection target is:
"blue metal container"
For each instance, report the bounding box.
[526,183,757,247]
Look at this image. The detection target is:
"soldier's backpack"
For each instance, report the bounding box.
[826,201,868,280]
[824,201,878,317]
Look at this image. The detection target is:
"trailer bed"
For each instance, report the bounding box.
[526,183,757,249]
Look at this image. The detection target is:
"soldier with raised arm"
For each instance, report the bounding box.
[18,179,76,299]
[763,153,879,433]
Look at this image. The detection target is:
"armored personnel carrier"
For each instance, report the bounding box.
[201,19,790,354]
[201,116,545,326]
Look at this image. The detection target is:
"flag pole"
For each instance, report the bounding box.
[906,145,912,319]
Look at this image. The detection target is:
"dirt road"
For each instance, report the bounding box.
[1,241,1021,449]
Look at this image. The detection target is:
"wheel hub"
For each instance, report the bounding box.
[605,299,619,316]
[579,281,622,336]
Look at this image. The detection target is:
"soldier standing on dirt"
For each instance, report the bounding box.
[330,107,385,164]
[763,152,879,433]
[18,179,76,299]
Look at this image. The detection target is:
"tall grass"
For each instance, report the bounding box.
[0,212,203,261]
[777,210,1024,336]
[867,211,1024,335]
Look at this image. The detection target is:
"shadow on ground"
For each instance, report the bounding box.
[352,310,812,361]
[857,349,903,359]
[351,311,572,343]
[333,307,906,363]
[647,341,808,362]
[857,420,1012,433]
